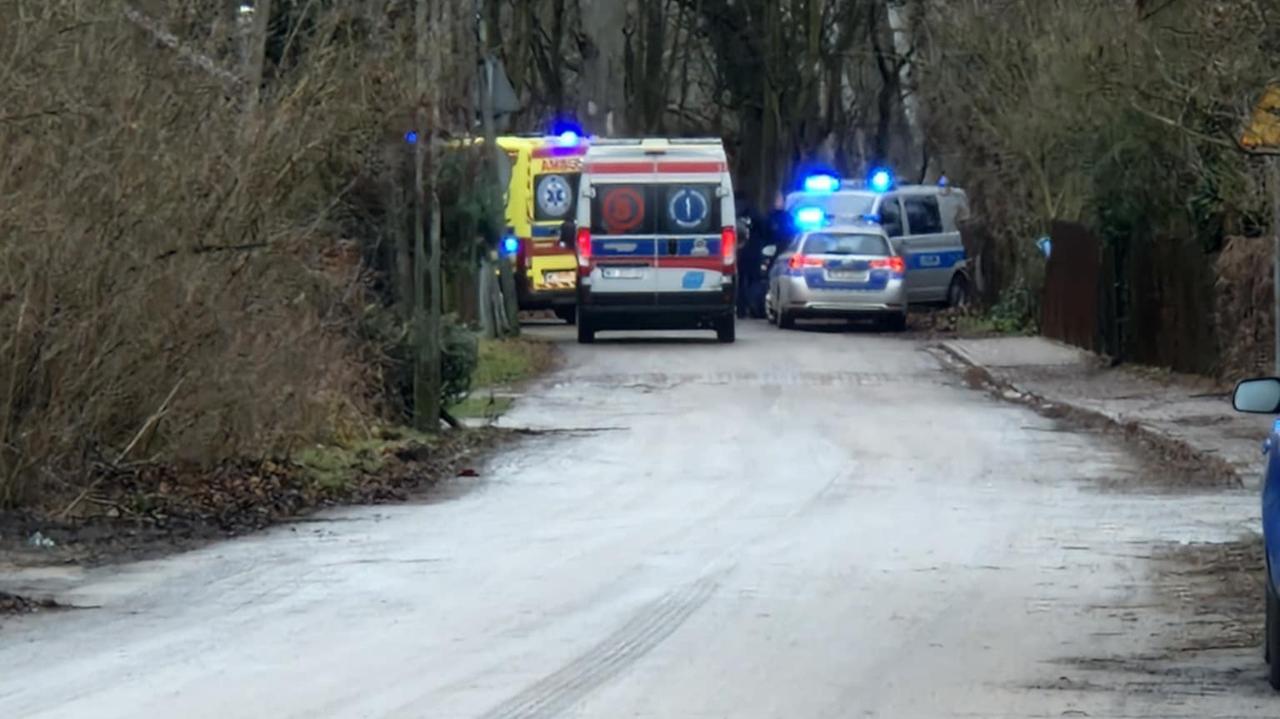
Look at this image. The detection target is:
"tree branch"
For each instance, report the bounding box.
[1130,100,1280,157]
[121,3,243,91]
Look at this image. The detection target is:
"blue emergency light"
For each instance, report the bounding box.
[501,235,520,257]
[802,174,840,194]
[793,206,827,230]
[869,168,894,193]
[550,119,584,147]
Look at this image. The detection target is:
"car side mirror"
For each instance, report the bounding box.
[1233,377,1280,414]
[762,245,777,259]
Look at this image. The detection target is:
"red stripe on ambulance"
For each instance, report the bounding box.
[656,161,726,173]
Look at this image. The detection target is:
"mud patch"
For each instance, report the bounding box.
[1147,539,1265,654]
[1036,538,1268,697]
[0,591,65,616]
[0,428,513,567]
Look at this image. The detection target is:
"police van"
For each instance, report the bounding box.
[784,171,971,306]
[572,138,738,344]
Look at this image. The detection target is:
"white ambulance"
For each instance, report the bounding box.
[571,139,738,344]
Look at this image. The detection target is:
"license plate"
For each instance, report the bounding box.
[603,267,644,280]
[829,271,868,282]
[543,271,575,287]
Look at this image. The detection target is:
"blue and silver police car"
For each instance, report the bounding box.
[1231,376,1280,690]
[764,218,908,331]
[783,170,972,307]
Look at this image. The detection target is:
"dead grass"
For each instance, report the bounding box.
[0,2,421,508]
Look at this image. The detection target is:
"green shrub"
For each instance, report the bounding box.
[441,318,480,408]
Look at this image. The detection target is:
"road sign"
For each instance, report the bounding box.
[1242,84,1280,150]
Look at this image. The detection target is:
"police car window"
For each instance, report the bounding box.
[879,197,904,238]
[534,173,580,222]
[813,194,875,221]
[904,196,943,235]
[803,233,889,256]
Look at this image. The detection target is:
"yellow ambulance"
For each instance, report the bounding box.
[496,133,588,323]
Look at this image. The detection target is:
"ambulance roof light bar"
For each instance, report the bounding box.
[587,138,723,146]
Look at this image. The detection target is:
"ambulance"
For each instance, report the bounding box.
[497,133,587,323]
[572,138,738,344]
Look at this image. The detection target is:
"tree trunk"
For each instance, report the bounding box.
[579,0,629,135]
[413,0,442,431]
[886,0,925,177]
[241,0,272,130]
[478,3,519,338]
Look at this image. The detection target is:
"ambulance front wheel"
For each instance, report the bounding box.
[555,306,577,325]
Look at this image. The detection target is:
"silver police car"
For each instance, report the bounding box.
[765,222,908,331]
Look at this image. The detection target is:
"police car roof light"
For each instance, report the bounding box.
[803,174,840,194]
[793,206,826,230]
[869,168,894,193]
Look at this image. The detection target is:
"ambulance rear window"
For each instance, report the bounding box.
[534,173,580,222]
[802,233,890,256]
[591,184,721,236]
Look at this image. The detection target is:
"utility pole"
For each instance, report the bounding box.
[476,2,519,338]
[1241,86,1280,373]
[427,0,446,422]
[1271,157,1280,375]
[411,0,442,430]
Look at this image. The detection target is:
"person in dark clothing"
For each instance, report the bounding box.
[736,222,761,318]
[733,193,764,318]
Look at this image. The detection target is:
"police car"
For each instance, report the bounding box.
[765,218,908,331]
[1231,377,1280,690]
[784,170,971,307]
[571,138,738,344]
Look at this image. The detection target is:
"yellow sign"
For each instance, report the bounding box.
[539,157,583,173]
[1242,84,1280,150]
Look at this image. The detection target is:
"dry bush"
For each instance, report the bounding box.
[915,0,1273,330]
[1215,236,1274,381]
[0,1,418,507]
[915,0,1137,288]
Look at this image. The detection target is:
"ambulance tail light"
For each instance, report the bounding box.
[721,227,736,266]
[576,227,592,268]
[870,256,906,275]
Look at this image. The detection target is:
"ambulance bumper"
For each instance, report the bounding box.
[578,289,734,330]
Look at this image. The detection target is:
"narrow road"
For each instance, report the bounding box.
[0,322,1271,717]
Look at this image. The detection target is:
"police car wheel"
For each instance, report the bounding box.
[577,320,595,344]
[947,274,969,309]
[778,310,796,330]
[884,312,908,333]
